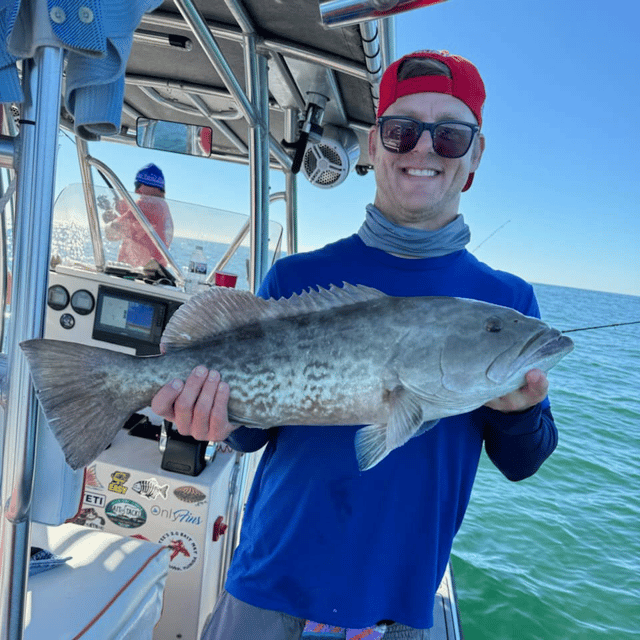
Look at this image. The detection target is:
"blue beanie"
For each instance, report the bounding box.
[135,163,165,190]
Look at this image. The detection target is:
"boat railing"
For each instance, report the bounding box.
[0,47,66,639]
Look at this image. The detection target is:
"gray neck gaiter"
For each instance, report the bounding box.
[357,204,470,258]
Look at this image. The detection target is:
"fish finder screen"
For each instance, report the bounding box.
[126,302,154,335]
[93,286,173,354]
[98,297,153,335]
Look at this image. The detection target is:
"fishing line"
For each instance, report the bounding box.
[562,320,640,333]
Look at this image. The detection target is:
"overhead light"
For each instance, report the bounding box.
[319,0,447,28]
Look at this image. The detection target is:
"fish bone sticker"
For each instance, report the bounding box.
[19,285,573,472]
[132,478,169,500]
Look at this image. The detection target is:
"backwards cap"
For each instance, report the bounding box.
[135,163,165,191]
[377,50,486,191]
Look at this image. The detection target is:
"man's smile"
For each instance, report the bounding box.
[402,168,440,177]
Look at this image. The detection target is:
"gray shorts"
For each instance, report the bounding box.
[200,590,431,640]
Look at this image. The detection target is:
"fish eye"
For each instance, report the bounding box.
[485,317,503,333]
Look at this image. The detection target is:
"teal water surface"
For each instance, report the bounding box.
[452,284,640,639]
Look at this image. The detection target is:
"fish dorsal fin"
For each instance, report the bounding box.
[161,283,386,352]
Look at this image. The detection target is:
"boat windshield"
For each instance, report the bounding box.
[52,184,283,291]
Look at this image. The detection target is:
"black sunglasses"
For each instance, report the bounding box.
[377,116,479,158]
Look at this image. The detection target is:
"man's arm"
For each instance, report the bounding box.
[481,404,558,481]
[481,370,557,481]
[103,200,133,241]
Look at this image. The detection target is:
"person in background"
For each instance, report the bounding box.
[103,163,174,268]
[152,50,559,640]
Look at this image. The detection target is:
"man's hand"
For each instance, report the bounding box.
[151,366,238,442]
[96,195,112,211]
[484,368,549,413]
[102,209,118,223]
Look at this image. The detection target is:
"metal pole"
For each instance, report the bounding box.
[0,175,15,349]
[172,0,258,126]
[0,108,18,351]
[245,37,270,292]
[75,137,107,270]
[378,17,395,68]
[284,108,298,256]
[0,46,64,640]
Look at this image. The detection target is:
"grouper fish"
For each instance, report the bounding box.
[19,284,574,472]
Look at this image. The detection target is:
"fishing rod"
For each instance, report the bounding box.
[471,219,511,253]
[562,320,640,333]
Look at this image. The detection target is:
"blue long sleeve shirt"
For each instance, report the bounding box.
[225,235,558,629]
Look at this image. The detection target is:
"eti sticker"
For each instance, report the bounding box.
[83,491,106,508]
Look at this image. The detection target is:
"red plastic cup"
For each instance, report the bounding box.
[215,271,238,288]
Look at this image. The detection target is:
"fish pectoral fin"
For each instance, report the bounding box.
[354,424,388,472]
[386,386,427,450]
[355,387,432,472]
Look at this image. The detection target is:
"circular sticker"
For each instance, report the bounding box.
[105,499,147,529]
[158,530,200,571]
[173,485,207,505]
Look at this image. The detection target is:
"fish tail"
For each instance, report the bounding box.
[20,339,147,470]
[354,424,391,471]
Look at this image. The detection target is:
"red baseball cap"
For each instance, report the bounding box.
[377,50,486,191]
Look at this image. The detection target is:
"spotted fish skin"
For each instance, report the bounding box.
[20,284,573,472]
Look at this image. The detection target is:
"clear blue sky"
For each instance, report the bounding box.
[55,0,639,296]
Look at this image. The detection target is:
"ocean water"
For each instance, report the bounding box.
[451,284,640,640]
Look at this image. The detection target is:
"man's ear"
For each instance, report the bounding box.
[368,126,378,162]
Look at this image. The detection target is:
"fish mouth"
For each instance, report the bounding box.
[488,328,574,383]
[507,329,574,381]
[519,329,574,369]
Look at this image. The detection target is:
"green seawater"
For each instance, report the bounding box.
[452,284,640,640]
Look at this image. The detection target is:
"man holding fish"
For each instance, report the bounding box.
[152,51,561,640]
